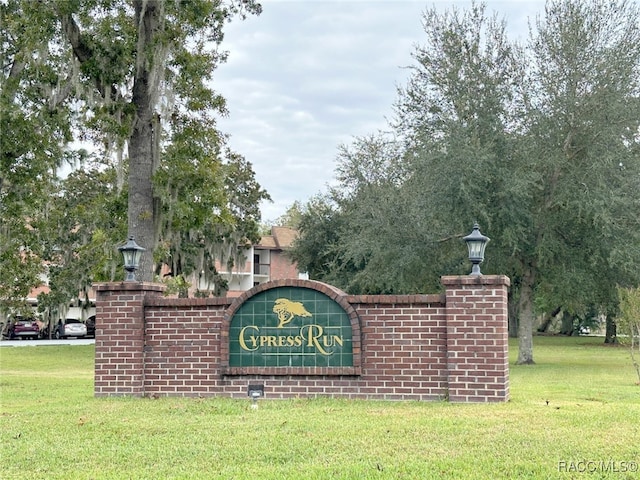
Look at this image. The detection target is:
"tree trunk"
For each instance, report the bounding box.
[508,294,518,338]
[58,5,159,281]
[604,314,617,344]
[560,313,574,336]
[516,267,536,365]
[128,1,163,282]
[537,306,562,333]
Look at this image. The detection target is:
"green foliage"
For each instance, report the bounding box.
[2,0,268,305]
[1,338,639,479]
[271,200,305,229]
[30,163,127,322]
[294,0,640,364]
[618,287,640,335]
[288,194,365,292]
[161,274,192,298]
[155,115,270,287]
[0,240,42,316]
[525,0,640,306]
[0,0,76,312]
[617,286,640,383]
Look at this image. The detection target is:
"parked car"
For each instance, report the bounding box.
[55,319,87,339]
[85,316,96,338]
[4,317,40,340]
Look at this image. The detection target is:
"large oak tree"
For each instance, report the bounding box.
[291,0,640,364]
[2,1,268,318]
[54,0,266,281]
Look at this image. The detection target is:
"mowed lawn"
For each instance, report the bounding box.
[1,337,639,479]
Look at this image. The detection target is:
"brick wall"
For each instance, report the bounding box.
[94,282,164,396]
[269,250,300,280]
[442,276,510,402]
[94,275,510,402]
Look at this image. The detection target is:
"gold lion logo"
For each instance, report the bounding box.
[273,298,312,328]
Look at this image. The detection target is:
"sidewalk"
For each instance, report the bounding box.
[0,339,95,347]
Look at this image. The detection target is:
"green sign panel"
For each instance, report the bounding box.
[229,287,353,368]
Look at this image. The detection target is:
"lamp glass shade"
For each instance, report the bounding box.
[118,236,146,271]
[463,223,490,262]
[122,248,141,269]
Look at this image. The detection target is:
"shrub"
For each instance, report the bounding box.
[617,286,640,384]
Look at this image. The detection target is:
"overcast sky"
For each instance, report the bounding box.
[215,0,546,222]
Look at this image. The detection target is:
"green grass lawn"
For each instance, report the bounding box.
[1,337,639,479]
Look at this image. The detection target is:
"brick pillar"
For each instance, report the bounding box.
[442,275,511,402]
[94,282,165,397]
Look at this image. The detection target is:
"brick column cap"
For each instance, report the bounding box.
[441,275,510,287]
[93,282,167,293]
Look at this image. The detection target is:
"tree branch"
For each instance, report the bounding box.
[57,11,108,99]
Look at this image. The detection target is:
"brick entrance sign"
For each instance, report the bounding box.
[94,275,510,402]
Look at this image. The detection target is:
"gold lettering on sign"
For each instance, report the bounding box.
[237,298,346,357]
[300,324,343,355]
[238,324,344,356]
[238,325,259,351]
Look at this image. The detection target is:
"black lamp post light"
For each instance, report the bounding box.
[118,236,145,282]
[463,223,490,276]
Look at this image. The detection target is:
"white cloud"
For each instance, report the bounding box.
[216,0,545,222]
